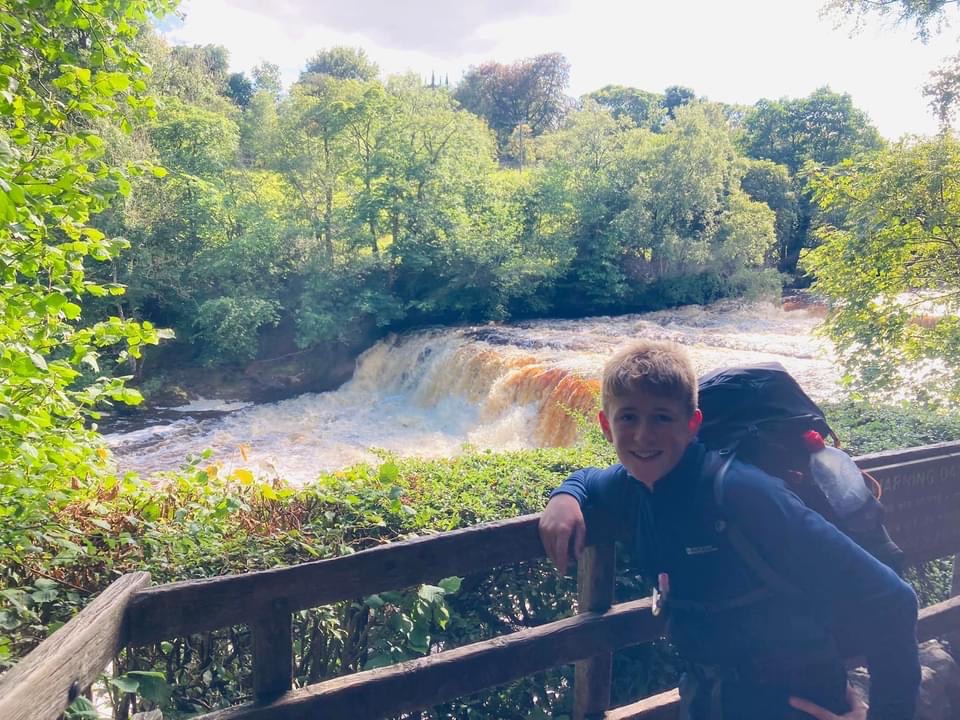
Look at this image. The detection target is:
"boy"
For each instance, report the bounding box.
[539,340,920,719]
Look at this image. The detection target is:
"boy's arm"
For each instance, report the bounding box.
[539,466,627,574]
[722,464,920,720]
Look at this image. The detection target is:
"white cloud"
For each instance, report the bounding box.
[228,0,570,54]
[162,0,960,138]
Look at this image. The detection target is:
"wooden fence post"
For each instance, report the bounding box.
[251,598,292,702]
[952,554,960,598]
[948,553,960,650]
[0,572,151,720]
[573,542,616,720]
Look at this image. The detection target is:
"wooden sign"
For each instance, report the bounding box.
[868,449,960,564]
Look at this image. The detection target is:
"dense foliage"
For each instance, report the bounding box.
[86,37,893,379]
[0,0,175,613]
[454,52,571,153]
[804,135,960,404]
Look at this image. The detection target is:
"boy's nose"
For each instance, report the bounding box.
[632,421,651,442]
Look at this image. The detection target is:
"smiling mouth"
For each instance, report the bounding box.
[631,450,661,460]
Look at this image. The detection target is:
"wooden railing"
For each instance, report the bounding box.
[4,441,960,720]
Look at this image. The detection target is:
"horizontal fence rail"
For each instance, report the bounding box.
[193,594,960,720]
[127,514,546,645]
[5,441,960,720]
[201,596,663,720]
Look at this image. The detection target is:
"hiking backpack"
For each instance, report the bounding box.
[697,362,905,576]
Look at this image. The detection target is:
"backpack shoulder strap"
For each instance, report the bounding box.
[704,450,800,599]
[702,448,734,511]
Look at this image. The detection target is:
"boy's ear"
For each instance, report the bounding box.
[688,408,703,435]
[598,410,614,443]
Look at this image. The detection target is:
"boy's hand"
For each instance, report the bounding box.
[539,494,586,575]
[789,685,868,720]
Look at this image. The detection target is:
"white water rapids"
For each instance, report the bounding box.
[105,301,836,485]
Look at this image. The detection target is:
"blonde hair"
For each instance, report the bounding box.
[601,340,698,416]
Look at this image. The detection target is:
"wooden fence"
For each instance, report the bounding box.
[4,441,960,720]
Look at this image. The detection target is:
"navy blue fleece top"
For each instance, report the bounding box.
[551,440,920,719]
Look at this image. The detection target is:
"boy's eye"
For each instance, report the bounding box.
[654,414,674,423]
[618,412,637,423]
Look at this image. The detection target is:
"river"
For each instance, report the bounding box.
[105,300,834,485]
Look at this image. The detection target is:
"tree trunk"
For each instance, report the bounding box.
[325,188,334,257]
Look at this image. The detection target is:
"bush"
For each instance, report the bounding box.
[193,296,281,366]
[623,268,782,313]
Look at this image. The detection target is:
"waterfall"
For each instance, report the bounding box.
[106,301,834,485]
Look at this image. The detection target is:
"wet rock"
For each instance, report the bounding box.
[131,711,163,720]
[148,384,190,407]
[467,327,538,348]
[242,348,355,403]
[849,640,960,720]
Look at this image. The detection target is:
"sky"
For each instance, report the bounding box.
[159,0,960,139]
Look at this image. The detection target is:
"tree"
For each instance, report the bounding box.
[713,191,778,274]
[923,58,960,126]
[304,46,379,81]
[226,71,254,107]
[111,119,296,361]
[825,0,959,41]
[239,86,280,166]
[252,61,283,98]
[742,88,882,173]
[0,2,174,507]
[662,85,696,118]
[803,135,960,403]
[613,105,776,293]
[454,53,571,151]
[107,88,243,335]
[272,78,359,257]
[149,100,240,176]
[534,101,651,310]
[619,104,738,275]
[585,85,665,129]
[508,123,534,170]
[740,159,800,268]
[135,36,235,113]
[172,44,230,82]
[741,87,883,271]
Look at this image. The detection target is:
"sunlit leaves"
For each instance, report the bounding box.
[0,0,176,556]
[804,134,960,404]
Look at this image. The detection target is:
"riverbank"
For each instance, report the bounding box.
[128,316,371,411]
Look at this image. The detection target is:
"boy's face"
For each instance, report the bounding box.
[599,389,702,489]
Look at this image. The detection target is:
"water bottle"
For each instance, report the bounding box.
[803,430,871,518]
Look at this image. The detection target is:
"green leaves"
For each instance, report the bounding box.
[109,671,172,704]
[805,135,960,405]
[0,0,177,586]
[437,576,462,594]
[64,697,99,720]
[378,461,399,483]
